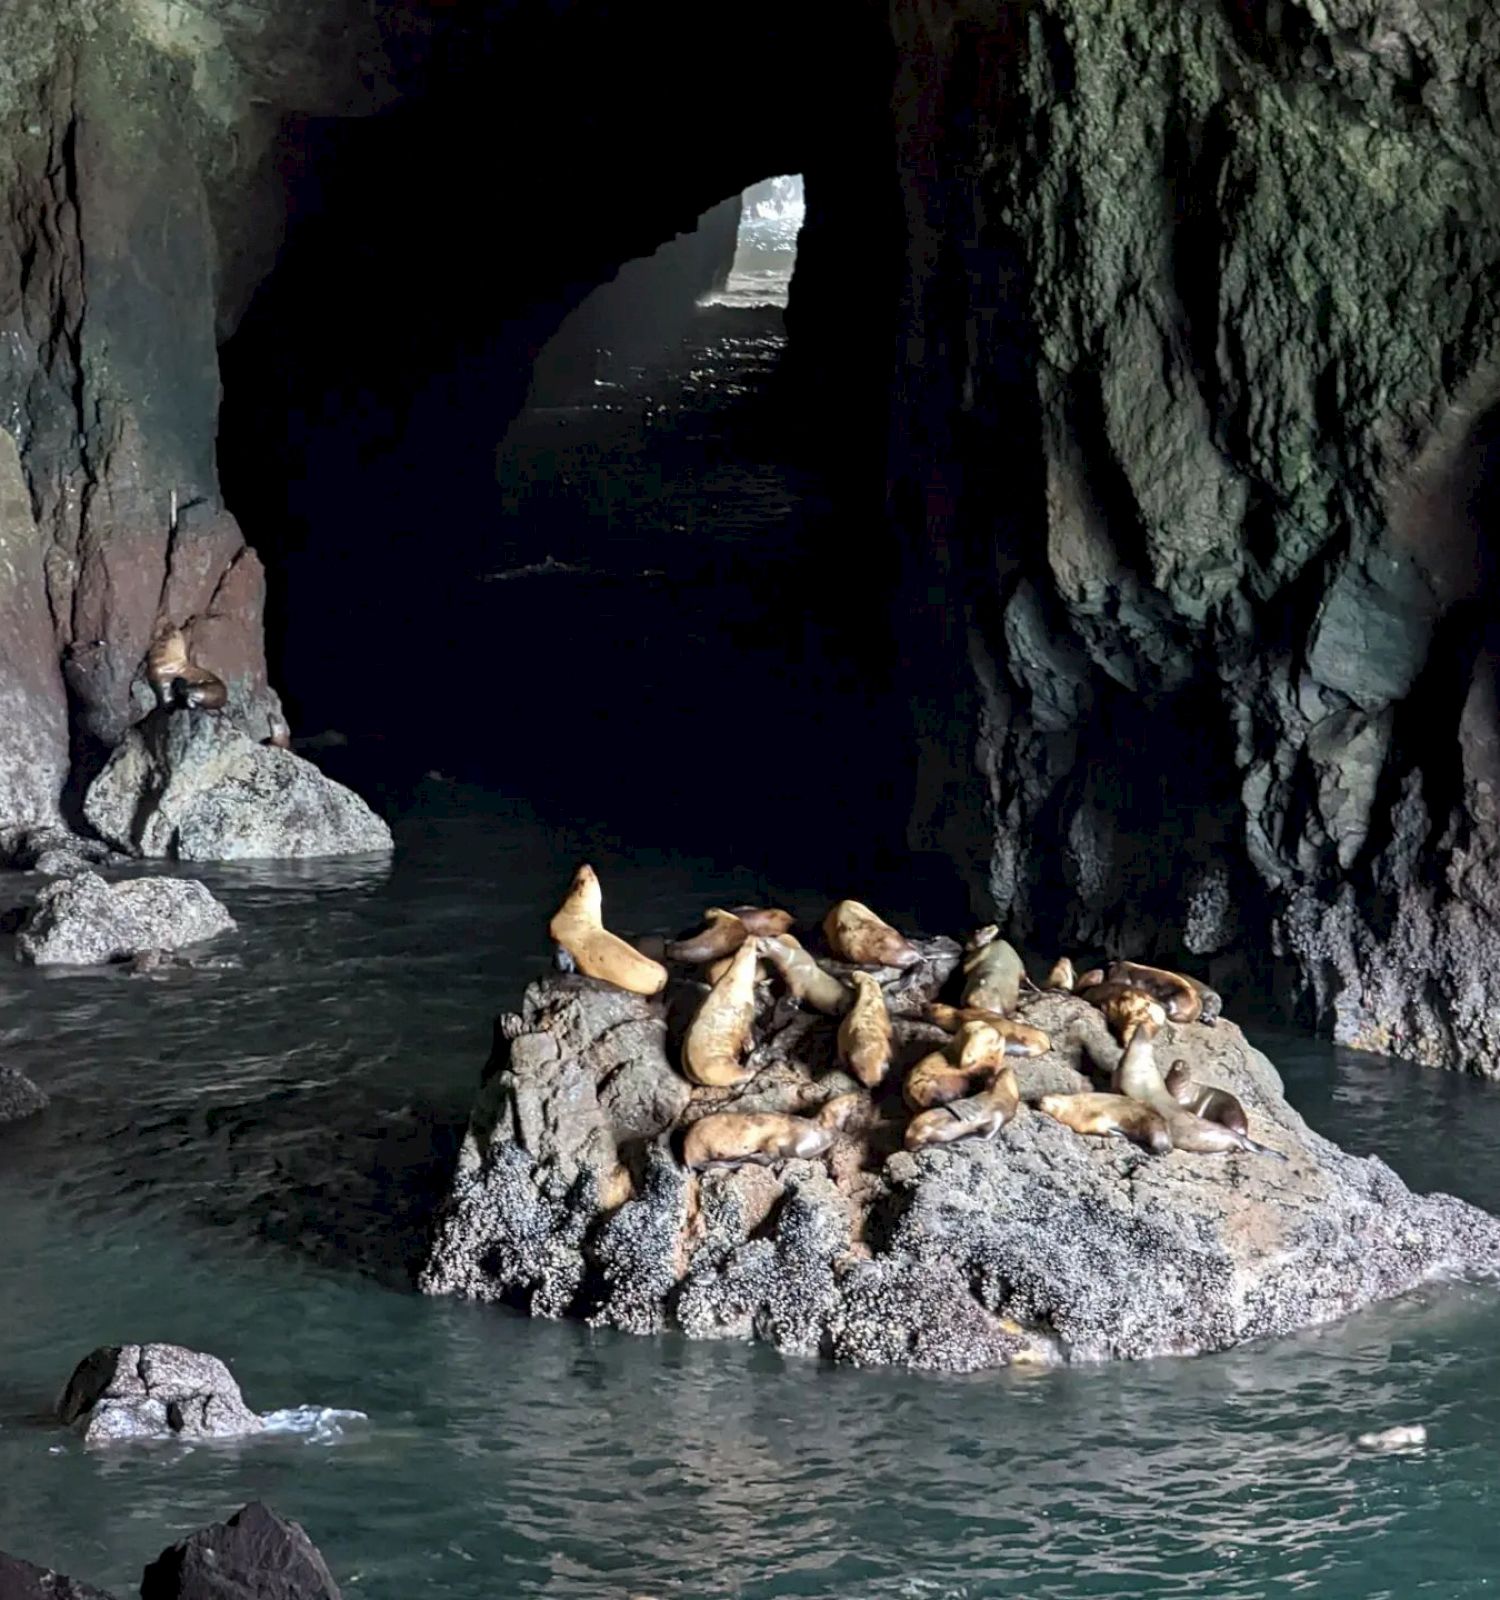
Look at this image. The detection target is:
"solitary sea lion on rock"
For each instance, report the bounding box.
[759,933,850,1014]
[548,864,669,996]
[822,900,921,968]
[923,1002,1051,1057]
[1164,1061,1250,1137]
[146,625,228,711]
[1116,1023,1283,1158]
[1105,960,1221,1025]
[682,939,761,1087]
[666,909,750,964]
[1035,1092,1172,1154]
[905,1066,1020,1150]
[682,1093,861,1170]
[960,927,1026,1014]
[838,972,893,1087]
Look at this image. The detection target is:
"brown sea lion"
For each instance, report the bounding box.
[1035,1092,1172,1154]
[666,909,749,964]
[728,906,796,937]
[1116,1023,1283,1158]
[1077,980,1167,1046]
[682,939,761,1087]
[145,625,228,711]
[822,900,921,968]
[758,933,850,1015]
[960,927,1026,1014]
[1075,968,1104,989]
[1105,959,1222,1025]
[1164,1060,1250,1137]
[904,1020,1010,1109]
[683,1111,834,1170]
[548,865,669,996]
[923,1002,1051,1058]
[263,715,293,750]
[1044,957,1076,992]
[838,972,893,1087]
[905,1066,1020,1150]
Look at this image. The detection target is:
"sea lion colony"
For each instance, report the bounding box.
[546,864,1279,1178]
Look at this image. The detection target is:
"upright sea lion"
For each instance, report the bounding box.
[1164,1060,1250,1137]
[905,1066,1020,1150]
[682,939,761,1087]
[960,927,1026,1015]
[904,1020,1009,1109]
[728,906,796,936]
[1035,1092,1172,1154]
[1116,1023,1283,1158]
[1044,957,1076,992]
[666,909,749,964]
[145,625,228,711]
[759,933,850,1015]
[1077,980,1166,1045]
[548,864,669,996]
[838,972,893,1087]
[923,1002,1051,1057]
[263,715,293,750]
[1105,960,1221,1025]
[822,900,921,968]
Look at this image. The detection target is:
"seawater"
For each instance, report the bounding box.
[3,797,1500,1599]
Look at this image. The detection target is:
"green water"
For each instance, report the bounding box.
[2,798,1499,1598]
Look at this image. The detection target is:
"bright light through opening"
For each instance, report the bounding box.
[701,174,805,309]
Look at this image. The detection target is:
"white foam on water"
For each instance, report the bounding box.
[259,1405,369,1443]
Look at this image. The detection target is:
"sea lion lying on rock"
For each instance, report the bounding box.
[759,933,849,1014]
[1105,959,1222,1025]
[683,1094,864,1170]
[959,926,1026,1014]
[838,972,893,1086]
[905,1066,1020,1150]
[1164,1060,1249,1136]
[923,1002,1051,1057]
[1115,1022,1283,1158]
[823,899,921,969]
[1035,1092,1172,1154]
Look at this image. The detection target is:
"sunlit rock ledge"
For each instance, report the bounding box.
[420,941,1500,1371]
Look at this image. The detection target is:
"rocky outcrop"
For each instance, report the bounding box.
[890,1,1500,1070]
[0,825,122,878]
[57,1343,264,1446]
[140,1504,342,1600]
[0,1065,48,1123]
[83,712,392,861]
[421,941,1500,1370]
[16,872,234,966]
[0,1553,115,1600]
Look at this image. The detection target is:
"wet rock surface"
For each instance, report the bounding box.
[0,1066,48,1124]
[139,1503,342,1600]
[84,712,392,862]
[0,1551,116,1600]
[57,1344,265,1446]
[0,826,124,879]
[422,940,1500,1371]
[16,873,235,967]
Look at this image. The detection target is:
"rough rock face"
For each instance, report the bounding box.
[0,1552,115,1600]
[890,1,1500,1071]
[83,712,392,861]
[16,872,235,966]
[139,1504,342,1600]
[57,1343,264,1446]
[0,1066,49,1123]
[421,940,1500,1370]
[0,825,123,878]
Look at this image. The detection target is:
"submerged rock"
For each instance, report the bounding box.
[58,1343,265,1445]
[16,873,235,967]
[0,1552,115,1600]
[0,825,123,878]
[0,1065,48,1123]
[140,1504,342,1600]
[83,711,392,862]
[422,940,1500,1371]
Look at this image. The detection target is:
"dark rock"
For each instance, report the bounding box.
[58,1344,264,1445]
[0,1066,48,1123]
[0,827,126,877]
[16,873,235,967]
[139,1504,340,1600]
[0,1551,116,1600]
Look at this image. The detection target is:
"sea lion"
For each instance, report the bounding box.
[728,906,796,936]
[1044,957,1076,992]
[682,939,761,1087]
[666,909,748,964]
[758,933,850,1014]
[1105,959,1221,1025]
[683,1110,834,1170]
[145,625,228,711]
[904,1020,1009,1109]
[923,1002,1051,1058]
[838,972,893,1087]
[1115,1023,1283,1157]
[960,927,1026,1014]
[1164,1060,1250,1137]
[548,864,669,996]
[1075,968,1104,989]
[705,949,773,985]
[1035,1092,1172,1154]
[822,900,921,968]
[905,1066,1020,1150]
[1077,980,1167,1045]
[263,715,293,750]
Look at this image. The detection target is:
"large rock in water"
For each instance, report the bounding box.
[83,711,391,861]
[140,1504,342,1600]
[58,1344,265,1445]
[16,873,235,967]
[0,1552,116,1600]
[421,940,1500,1370]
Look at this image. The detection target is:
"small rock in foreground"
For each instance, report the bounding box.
[16,872,235,967]
[0,1551,116,1600]
[58,1343,264,1445]
[140,1503,342,1600]
[0,1065,48,1123]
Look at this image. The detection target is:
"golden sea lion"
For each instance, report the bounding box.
[1164,1060,1250,1137]
[838,972,893,1087]
[682,939,761,1087]
[1035,1092,1172,1153]
[960,927,1026,1014]
[666,909,748,964]
[728,906,796,936]
[145,625,228,711]
[904,1020,1009,1109]
[683,1111,834,1170]
[1077,980,1166,1045]
[1116,1023,1283,1157]
[905,1066,1020,1150]
[759,933,850,1014]
[548,865,669,996]
[822,900,921,968]
[1044,957,1076,992]
[1105,960,1222,1025]
[923,1002,1051,1058]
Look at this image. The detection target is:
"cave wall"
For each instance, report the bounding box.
[890,0,1500,1070]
